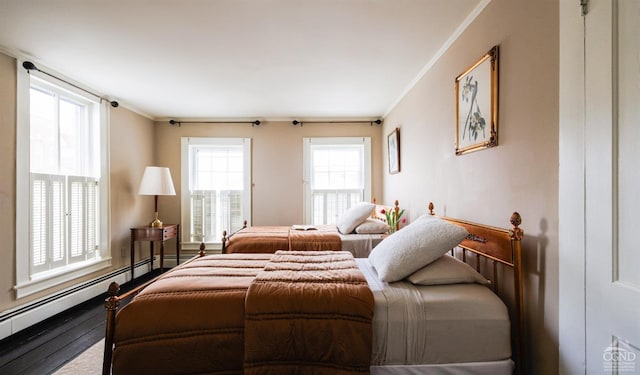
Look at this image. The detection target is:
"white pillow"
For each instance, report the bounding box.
[354,219,390,234]
[336,202,375,234]
[406,254,489,286]
[368,217,468,282]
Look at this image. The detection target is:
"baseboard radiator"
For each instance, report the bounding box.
[0,259,154,341]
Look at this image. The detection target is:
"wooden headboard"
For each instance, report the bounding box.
[428,201,525,375]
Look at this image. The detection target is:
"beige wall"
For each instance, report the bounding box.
[381,0,559,374]
[109,106,157,267]
[154,121,383,231]
[0,51,155,311]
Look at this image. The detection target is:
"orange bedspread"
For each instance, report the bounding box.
[244,251,374,374]
[111,251,373,375]
[224,225,342,254]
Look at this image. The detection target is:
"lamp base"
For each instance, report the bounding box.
[150,212,163,227]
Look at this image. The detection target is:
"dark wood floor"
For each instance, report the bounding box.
[0,270,161,375]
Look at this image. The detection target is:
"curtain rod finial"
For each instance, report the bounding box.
[22,61,37,71]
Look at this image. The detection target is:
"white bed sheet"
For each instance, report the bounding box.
[340,233,385,257]
[356,258,512,367]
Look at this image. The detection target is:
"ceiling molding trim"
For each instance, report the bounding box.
[0,44,20,60]
[383,0,493,117]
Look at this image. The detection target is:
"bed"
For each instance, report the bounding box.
[221,199,403,257]
[102,203,524,375]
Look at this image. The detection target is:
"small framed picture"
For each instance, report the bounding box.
[387,128,400,174]
[455,45,499,155]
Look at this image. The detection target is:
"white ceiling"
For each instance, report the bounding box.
[0,0,486,121]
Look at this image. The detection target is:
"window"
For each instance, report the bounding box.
[303,137,371,225]
[181,137,251,245]
[16,62,110,298]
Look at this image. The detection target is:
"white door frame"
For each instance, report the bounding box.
[559,1,640,373]
[559,0,587,371]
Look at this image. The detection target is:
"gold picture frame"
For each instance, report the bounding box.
[387,127,400,174]
[455,45,499,155]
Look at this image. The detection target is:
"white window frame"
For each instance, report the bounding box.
[15,60,111,298]
[180,137,252,248]
[303,137,371,225]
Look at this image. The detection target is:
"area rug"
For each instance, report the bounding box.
[53,340,103,375]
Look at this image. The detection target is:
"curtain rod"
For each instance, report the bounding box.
[292,119,382,127]
[22,61,119,108]
[169,119,261,127]
[168,119,383,127]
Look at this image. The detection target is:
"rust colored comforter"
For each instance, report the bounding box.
[244,251,374,374]
[111,251,373,375]
[224,225,342,254]
[112,253,271,375]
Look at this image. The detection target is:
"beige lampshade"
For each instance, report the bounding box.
[138,166,175,227]
[138,166,176,196]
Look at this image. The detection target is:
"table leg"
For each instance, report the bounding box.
[160,240,165,272]
[176,224,180,266]
[150,241,154,272]
[130,231,135,280]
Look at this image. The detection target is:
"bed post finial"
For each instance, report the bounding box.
[428,202,434,215]
[221,230,228,254]
[510,212,524,241]
[370,197,377,218]
[105,282,120,309]
[393,200,400,231]
[199,242,206,257]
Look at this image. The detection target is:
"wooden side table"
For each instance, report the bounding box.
[130,224,180,279]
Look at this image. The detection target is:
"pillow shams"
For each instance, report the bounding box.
[368,217,468,282]
[355,219,390,234]
[407,254,489,286]
[336,202,375,234]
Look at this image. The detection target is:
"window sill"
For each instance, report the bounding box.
[14,258,112,299]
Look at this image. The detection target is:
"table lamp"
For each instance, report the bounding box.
[138,166,176,227]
